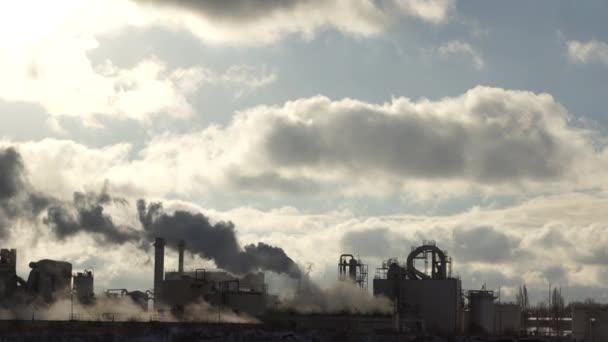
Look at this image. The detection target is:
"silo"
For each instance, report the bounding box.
[468,289,496,335]
[73,270,94,304]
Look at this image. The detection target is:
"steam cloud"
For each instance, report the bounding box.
[1,147,300,278]
[281,278,392,314]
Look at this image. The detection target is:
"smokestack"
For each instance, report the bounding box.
[178,240,185,274]
[153,237,165,306]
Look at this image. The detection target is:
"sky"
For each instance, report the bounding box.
[1,0,608,303]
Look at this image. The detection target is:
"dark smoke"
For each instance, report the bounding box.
[137,200,301,277]
[244,242,301,278]
[0,147,301,278]
[0,148,52,238]
[44,182,138,244]
[0,148,23,200]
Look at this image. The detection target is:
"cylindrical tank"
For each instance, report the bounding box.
[73,270,94,304]
[468,290,496,335]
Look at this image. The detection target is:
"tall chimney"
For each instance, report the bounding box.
[154,237,165,306]
[178,240,185,274]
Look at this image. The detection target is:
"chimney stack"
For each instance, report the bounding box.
[154,237,165,306]
[178,240,185,274]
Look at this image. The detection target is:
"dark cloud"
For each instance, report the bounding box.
[134,0,302,22]
[534,228,572,248]
[266,111,468,179]
[137,199,301,277]
[255,88,580,187]
[542,265,567,284]
[451,226,519,263]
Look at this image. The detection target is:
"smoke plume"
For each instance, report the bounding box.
[0,296,255,323]
[44,182,138,244]
[0,147,51,238]
[0,147,301,279]
[137,200,301,277]
[0,147,394,317]
[281,278,392,314]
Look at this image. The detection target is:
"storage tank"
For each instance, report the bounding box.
[495,303,521,335]
[468,289,496,334]
[73,270,94,304]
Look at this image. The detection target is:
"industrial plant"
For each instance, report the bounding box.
[0,240,605,341]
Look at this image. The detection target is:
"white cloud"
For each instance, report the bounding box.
[394,0,455,24]
[0,0,456,125]
[116,86,597,199]
[134,0,389,44]
[437,40,484,69]
[133,0,456,45]
[0,139,132,198]
[221,65,278,98]
[212,192,608,301]
[566,39,608,65]
[0,0,277,124]
[3,86,606,202]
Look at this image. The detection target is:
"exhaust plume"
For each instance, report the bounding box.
[137,200,301,277]
[0,147,301,279]
[0,147,51,238]
[44,184,139,244]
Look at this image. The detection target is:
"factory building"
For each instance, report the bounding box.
[373,241,463,335]
[0,248,24,300]
[153,237,268,317]
[0,247,100,307]
[372,242,525,336]
[494,302,521,335]
[25,259,72,302]
[572,303,608,341]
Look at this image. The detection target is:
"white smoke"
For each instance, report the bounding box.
[280,279,392,314]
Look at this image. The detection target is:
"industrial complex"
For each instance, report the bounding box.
[0,240,605,341]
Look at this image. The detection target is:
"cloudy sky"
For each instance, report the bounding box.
[1,0,608,303]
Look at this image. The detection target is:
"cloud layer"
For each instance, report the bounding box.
[134,0,455,44]
[108,86,597,198]
[437,40,484,69]
[567,39,608,65]
[3,86,603,201]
